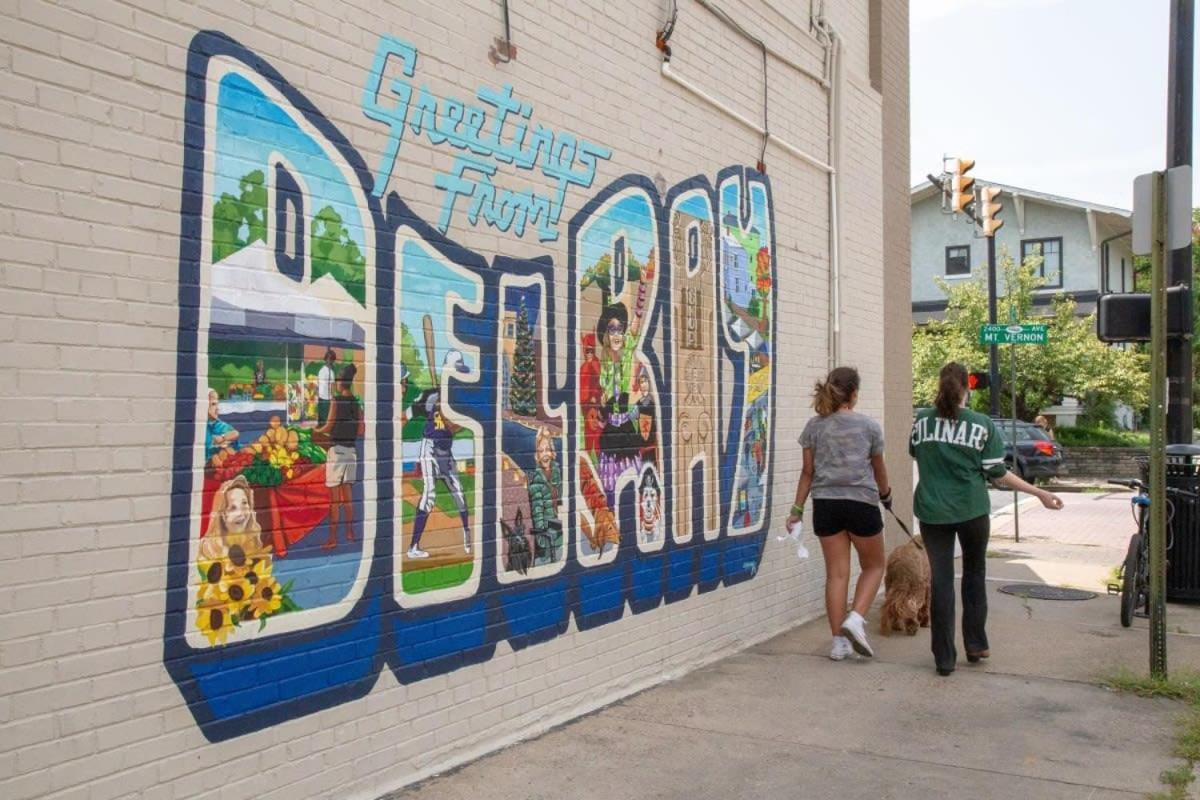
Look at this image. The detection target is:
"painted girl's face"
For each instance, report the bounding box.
[223,487,252,533]
[536,438,554,469]
[605,320,624,353]
[207,391,219,421]
[638,374,650,396]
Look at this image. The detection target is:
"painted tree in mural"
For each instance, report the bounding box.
[211,170,267,262]
[311,206,367,305]
[399,322,432,391]
[580,252,648,307]
[510,299,537,416]
[210,170,366,305]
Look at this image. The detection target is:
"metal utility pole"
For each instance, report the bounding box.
[1167,0,1194,444]
[1149,170,1169,679]
[1011,340,1020,542]
[988,234,1000,416]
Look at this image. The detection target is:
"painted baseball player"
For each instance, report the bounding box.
[407,350,472,559]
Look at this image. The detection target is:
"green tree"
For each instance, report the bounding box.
[211,170,267,263]
[399,322,433,394]
[509,299,537,416]
[210,173,366,307]
[580,250,648,307]
[913,249,1148,421]
[311,205,367,306]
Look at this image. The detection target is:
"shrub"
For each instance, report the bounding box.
[1056,426,1149,448]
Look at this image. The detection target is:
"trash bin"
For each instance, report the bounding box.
[1139,444,1200,601]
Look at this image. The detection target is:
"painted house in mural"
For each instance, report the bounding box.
[910,181,1134,324]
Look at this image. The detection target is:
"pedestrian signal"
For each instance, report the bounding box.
[967,372,990,391]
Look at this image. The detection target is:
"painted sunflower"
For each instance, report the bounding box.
[222,532,270,570]
[195,577,222,605]
[198,557,226,586]
[242,557,271,588]
[195,601,234,646]
[220,574,253,612]
[248,576,283,618]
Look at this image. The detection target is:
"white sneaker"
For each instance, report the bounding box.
[829,636,854,661]
[407,547,429,559]
[463,535,472,555]
[840,611,874,657]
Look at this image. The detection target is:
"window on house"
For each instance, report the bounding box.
[1021,237,1063,288]
[945,245,971,276]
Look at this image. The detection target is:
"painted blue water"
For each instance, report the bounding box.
[273,547,363,609]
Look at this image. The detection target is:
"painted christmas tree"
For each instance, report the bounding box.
[510,299,537,417]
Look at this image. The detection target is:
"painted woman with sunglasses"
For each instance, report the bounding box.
[593,254,655,496]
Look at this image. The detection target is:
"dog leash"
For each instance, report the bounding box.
[884,505,923,550]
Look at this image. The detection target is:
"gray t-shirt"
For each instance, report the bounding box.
[798,411,885,504]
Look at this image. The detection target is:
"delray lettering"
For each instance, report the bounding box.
[165,32,777,742]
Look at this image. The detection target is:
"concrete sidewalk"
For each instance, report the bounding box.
[385,494,1200,800]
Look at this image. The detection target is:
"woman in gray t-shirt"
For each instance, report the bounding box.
[785,366,892,662]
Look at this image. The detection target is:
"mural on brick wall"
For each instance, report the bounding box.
[166,31,777,741]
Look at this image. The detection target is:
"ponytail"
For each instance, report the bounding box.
[935,362,968,419]
[812,366,860,417]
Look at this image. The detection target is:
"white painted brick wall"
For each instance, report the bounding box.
[0,1,908,798]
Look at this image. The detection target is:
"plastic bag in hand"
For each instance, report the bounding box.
[776,518,810,560]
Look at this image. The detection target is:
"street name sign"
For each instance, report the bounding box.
[979,323,1048,345]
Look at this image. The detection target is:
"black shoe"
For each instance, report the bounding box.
[936,667,955,676]
[966,649,990,664]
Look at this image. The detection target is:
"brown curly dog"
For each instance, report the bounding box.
[879,537,931,636]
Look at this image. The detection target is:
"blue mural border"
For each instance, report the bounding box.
[164,31,777,743]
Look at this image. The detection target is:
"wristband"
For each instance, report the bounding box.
[790,503,805,518]
[879,488,892,501]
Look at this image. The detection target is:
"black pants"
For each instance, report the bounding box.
[919,514,990,671]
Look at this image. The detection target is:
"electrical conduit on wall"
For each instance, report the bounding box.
[657,1,843,366]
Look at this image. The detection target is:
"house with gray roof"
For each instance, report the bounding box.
[911,181,1135,324]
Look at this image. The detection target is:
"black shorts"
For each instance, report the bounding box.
[812,499,883,537]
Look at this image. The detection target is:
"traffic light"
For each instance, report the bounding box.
[951,158,975,215]
[967,372,990,391]
[979,186,1003,237]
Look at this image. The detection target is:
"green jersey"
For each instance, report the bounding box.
[909,408,1008,524]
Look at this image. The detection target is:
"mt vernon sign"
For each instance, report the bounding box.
[979,323,1049,345]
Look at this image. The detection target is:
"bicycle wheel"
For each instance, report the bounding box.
[1120,533,1142,628]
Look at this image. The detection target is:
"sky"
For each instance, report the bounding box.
[911,0,1197,210]
[215,73,367,253]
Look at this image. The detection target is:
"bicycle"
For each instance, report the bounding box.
[1106,478,1198,627]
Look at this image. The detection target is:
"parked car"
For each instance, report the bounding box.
[992,419,1063,481]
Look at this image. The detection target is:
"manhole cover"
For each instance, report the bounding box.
[998,584,1097,601]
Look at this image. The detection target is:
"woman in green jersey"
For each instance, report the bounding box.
[910,362,1063,676]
